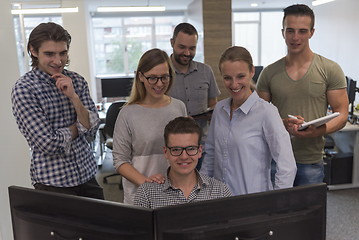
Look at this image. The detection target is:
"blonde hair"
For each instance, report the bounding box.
[127,48,174,105]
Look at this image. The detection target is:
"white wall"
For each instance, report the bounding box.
[311,0,359,81]
[0,1,32,240]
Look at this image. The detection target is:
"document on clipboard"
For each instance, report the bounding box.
[298,112,340,130]
[191,108,214,118]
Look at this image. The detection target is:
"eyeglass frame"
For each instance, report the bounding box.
[140,72,171,85]
[166,145,200,157]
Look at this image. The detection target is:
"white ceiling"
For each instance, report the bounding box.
[10,0,315,11]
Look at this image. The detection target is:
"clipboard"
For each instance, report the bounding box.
[298,112,340,130]
[191,108,214,118]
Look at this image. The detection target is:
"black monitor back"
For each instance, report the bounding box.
[101,76,133,98]
[154,183,327,240]
[8,186,153,240]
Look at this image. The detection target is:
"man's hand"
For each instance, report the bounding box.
[52,73,76,99]
[284,115,326,138]
[283,115,305,133]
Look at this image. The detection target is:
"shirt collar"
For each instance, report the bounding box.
[33,67,68,85]
[222,91,259,115]
[33,67,56,84]
[163,168,208,191]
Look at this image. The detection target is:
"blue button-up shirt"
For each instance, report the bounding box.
[201,91,296,195]
[11,68,100,187]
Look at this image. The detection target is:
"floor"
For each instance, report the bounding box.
[96,149,359,240]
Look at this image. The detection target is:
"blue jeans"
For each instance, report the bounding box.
[271,160,324,187]
[294,161,324,186]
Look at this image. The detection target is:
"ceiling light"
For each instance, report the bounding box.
[11,7,79,15]
[312,0,335,6]
[97,6,166,12]
[250,3,259,7]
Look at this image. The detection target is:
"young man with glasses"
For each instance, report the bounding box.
[134,117,232,209]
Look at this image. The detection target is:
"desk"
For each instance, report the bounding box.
[328,123,359,190]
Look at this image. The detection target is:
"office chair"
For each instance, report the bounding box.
[99,101,126,186]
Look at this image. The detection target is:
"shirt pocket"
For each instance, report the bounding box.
[194,83,209,102]
[309,80,326,98]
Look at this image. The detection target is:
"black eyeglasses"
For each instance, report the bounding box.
[166,146,200,156]
[141,72,171,85]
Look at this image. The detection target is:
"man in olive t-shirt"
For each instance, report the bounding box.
[256,4,348,186]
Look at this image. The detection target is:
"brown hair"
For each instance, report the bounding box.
[172,22,198,40]
[27,22,71,68]
[283,4,315,30]
[164,117,202,146]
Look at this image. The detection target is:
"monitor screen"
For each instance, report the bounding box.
[346,76,356,103]
[101,77,133,98]
[154,183,327,240]
[253,66,264,83]
[8,186,153,240]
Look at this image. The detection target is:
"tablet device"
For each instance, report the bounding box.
[298,112,340,130]
[191,108,214,118]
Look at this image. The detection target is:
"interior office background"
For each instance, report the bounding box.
[1,0,358,239]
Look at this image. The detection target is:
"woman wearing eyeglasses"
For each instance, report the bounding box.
[112,48,187,204]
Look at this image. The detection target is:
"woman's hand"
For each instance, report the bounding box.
[145,174,165,184]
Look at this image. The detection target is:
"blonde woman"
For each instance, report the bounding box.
[112,48,187,204]
[201,46,296,196]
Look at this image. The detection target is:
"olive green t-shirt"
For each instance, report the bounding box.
[257,54,346,164]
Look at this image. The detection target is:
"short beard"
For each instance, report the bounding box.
[173,52,193,66]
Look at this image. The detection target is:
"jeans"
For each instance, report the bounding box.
[34,176,104,200]
[294,161,324,186]
[271,159,324,187]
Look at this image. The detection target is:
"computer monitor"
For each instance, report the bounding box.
[253,66,264,83]
[101,76,133,98]
[9,184,326,240]
[346,76,357,116]
[154,183,327,240]
[8,186,153,240]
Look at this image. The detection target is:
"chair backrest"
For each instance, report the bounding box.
[104,101,126,138]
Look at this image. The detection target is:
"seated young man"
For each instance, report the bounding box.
[134,117,232,209]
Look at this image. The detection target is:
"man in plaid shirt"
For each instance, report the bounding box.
[11,22,103,199]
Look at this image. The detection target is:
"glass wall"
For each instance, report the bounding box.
[92,15,185,77]
[233,11,285,67]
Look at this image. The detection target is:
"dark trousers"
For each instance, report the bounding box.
[34,176,104,200]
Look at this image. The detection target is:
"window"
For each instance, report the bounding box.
[233,11,285,67]
[13,15,62,75]
[92,15,185,77]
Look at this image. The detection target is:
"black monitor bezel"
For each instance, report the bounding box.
[100,76,133,98]
[8,186,153,240]
[154,183,327,240]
